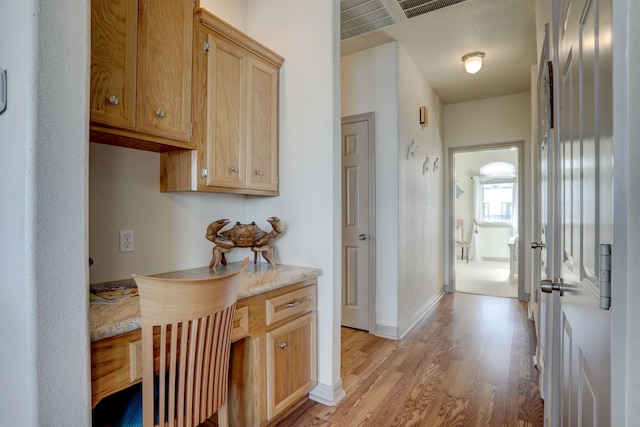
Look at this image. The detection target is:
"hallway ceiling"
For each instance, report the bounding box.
[340,0,537,105]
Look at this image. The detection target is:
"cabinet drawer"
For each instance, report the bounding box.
[231,305,249,342]
[265,285,316,326]
[91,329,142,408]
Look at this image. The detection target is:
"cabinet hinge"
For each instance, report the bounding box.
[204,41,210,52]
[599,243,612,310]
[189,122,193,137]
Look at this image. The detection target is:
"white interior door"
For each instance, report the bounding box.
[550,0,613,425]
[341,113,375,331]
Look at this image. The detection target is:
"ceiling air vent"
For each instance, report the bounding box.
[341,0,397,40]
[396,0,469,19]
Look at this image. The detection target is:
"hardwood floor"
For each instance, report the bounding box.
[277,292,544,426]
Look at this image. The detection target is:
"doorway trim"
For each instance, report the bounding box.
[447,141,526,300]
[341,112,376,333]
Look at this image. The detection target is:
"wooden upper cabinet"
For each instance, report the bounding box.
[90,0,194,152]
[205,33,247,189]
[90,0,137,130]
[160,9,283,196]
[246,57,279,192]
[136,0,193,142]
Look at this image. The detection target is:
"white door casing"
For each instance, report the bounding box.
[533,24,554,414]
[341,113,376,332]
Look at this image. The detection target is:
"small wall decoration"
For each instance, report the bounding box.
[419,106,428,126]
[206,217,283,269]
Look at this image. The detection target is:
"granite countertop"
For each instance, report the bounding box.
[90,262,322,342]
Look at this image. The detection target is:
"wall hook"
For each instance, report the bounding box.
[433,157,439,172]
[407,140,417,160]
[423,157,430,174]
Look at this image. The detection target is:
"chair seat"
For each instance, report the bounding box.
[92,382,144,427]
[93,376,171,427]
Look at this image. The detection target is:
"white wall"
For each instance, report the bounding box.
[341,43,400,329]
[0,0,91,425]
[200,0,246,29]
[444,93,531,295]
[396,45,444,334]
[341,42,445,336]
[89,144,248,282]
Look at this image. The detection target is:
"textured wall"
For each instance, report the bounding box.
[397,44,445,333]
[0,0,91,425]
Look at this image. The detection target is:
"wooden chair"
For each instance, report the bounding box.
[455,219,470,263]
[94,258,249,427]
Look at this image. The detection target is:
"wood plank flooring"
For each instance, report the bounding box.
[277,292,544,426]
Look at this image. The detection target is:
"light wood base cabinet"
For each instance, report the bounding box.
[228,281,317,426]
[161,9,283,196]
[266,312,316,421]
[90,0,194,152]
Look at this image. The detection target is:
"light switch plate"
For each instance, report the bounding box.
[0,68,6,114]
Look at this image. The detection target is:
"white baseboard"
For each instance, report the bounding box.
[309,380,347,406]
[373,324,398,340]
[374,289,446,340]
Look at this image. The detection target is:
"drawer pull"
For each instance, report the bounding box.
[278,342,287,350]
[286,300,301,308]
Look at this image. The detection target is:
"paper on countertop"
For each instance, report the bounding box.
[89,281,138,304]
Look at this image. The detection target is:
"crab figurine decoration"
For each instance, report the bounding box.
[206,217,283,269]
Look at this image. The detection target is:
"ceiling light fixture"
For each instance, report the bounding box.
[462,51,485,74]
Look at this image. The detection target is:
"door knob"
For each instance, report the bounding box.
[540,278,564,296]
[531,241,546,249]
[358,234,368,241]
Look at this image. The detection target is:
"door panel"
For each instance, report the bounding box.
[341,114,374,331]
[553,0,612,425]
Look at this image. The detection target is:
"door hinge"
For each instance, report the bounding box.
[204,41,210,52]
[600,243,612,310]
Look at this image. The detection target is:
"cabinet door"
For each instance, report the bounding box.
[90,0,137,130]
[203,34,246,189]
[136,0,193,142]
[265,313,316,421]
[246,56,279,193]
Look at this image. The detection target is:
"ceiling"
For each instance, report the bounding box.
[340,0,538,105]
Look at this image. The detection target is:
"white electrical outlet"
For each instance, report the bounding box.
[119,229,134,252]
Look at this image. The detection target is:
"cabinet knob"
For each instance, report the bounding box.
[278,342,287,350]
[156,108,165,118]
[256,169,263,177]
[108,95,119,105]
[231,166,239,173]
